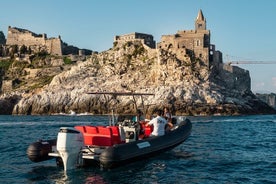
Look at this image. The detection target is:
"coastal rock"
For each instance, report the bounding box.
[256,93,276,109]
[10,42,276,115]
[0,94,21,114]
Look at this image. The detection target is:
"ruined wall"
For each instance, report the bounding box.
[220,64,251,91]
[6,27,46,46]
[45,38,62,56]
[114,32,156,48]
[6,27,62,56]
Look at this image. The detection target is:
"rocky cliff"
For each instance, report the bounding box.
[256,93,276,109]
[2,41,274,115]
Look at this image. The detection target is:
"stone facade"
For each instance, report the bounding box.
[158,10,214,67]
[157,10,250,91]
[114,32,156,48]
[6,26,63,56]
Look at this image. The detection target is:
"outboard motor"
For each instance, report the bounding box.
[56,127,84,171]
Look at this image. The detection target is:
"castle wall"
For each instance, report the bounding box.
[6,27,46,46]
[45,38,62,56]
[114,32,156,48]
[6,27,62,56]
[221,64,251,91]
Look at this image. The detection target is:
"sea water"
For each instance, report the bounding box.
[0,115,275,183]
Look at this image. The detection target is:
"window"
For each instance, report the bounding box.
[196,40,200,46]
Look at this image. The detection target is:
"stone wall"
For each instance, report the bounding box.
[45,38,62,56]
[114,32,156,48]
[158,30,211,68]
[6,26,62,56]
[220,63,251,91]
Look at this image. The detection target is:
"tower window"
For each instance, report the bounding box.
[196,40,200,46]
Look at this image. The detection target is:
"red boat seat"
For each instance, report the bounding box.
[108,126,122,144]
[74,126,98,145]
[75,125,122,146]
[92,126,113,146]
[85,126,98,134]
[139,122,153,138]
[74,125,87,133]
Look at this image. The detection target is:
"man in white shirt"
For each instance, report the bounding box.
[147,109,168,136]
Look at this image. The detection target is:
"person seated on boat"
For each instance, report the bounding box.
[163,107,174,130]
[163,107,172,122]
[146,109,168,136]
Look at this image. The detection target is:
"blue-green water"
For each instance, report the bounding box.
[0,115,275,183]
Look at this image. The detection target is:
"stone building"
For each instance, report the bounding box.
[6,26,63,56]
[158,10,222,68]
[156,10,250,91]
[114,32,156,48]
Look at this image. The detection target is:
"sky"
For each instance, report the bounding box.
[1,0,276,93]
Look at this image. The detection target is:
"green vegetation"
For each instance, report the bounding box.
[133,44,145,57]
[28,75,54,90]
[29,51,50,68]
[123,41,133,50]
[8,45,18,58]
[0,31,6,45]
[0,59,12,70]
[113,41,118,48]
[19,45,28,54]
[63,57,72,65]
[12,60,30,68]
[30,51,49,60]
[12,78,26,89]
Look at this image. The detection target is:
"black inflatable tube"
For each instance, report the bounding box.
[99,119,192,169]
[27,139,56,162]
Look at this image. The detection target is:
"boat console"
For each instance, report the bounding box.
[117,119,140,142]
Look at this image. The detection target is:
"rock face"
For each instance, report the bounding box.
[256,93,276,109]
[0,93,21,114]
[10,41,276,115]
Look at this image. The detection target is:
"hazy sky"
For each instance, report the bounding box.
[1,0,276,93]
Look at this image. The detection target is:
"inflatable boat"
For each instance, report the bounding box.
[27,92,192,171]
[27,118,191,171]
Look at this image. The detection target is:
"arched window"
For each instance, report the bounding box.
[196,40,200,46]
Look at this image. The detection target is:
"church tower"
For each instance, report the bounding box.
[195,9,206,30]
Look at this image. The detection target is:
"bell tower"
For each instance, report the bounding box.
[195,9,206,30]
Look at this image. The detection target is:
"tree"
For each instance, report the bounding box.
[0,31,6,45]
[20,45,28,54]
[9,45,18,57]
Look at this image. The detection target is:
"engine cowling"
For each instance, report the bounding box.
[56,127,84,171]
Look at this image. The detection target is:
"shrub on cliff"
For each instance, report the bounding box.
[0,31,5,45]
[0,59,12,71]
[63,57,72,65]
